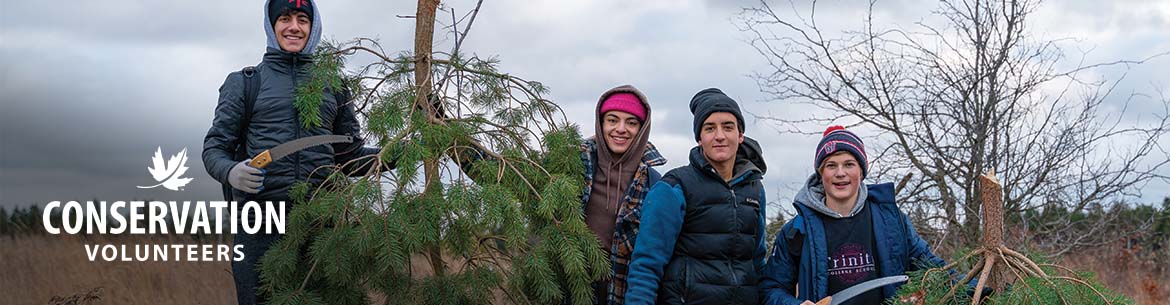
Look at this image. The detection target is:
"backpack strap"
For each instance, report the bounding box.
[237,65,259,155]
[222,66,260,201]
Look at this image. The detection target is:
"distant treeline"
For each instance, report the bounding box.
[0,205,42,235]
[905,196,1170,264]
[761,197,1170,260]
[1015,197,1170,256]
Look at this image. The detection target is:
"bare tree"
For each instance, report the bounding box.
[739,0,1170,251]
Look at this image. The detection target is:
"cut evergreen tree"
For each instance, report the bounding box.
[892,171,1131,305]
[258,1,607,304]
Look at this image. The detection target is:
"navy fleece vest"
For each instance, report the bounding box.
[656,162,764,305]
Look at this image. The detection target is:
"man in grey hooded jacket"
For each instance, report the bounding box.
[202,1,386,304]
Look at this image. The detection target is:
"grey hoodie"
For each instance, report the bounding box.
[795,173,869,219]
[263,0,323,55]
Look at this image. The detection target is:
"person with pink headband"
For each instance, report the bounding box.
[584,85,666,305]
[456,85,665,305]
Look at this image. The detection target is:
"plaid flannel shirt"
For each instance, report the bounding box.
[580,138,666,305]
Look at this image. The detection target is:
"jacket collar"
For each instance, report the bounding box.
[794,173,869,219]
[687,145,762,187]
[263,47,314,70]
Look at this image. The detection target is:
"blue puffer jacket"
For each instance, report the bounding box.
[761,182,945,305]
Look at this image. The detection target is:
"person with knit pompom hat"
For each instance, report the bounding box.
[760,125,948,305]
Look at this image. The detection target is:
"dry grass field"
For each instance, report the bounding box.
[3,233,1166,305]
[2,234,236,305]
[1057,245,1170,305]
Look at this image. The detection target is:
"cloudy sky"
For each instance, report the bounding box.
[2,0,1168,218]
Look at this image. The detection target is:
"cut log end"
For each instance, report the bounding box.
[979,170,1001,187]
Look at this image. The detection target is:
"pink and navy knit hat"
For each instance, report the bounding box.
[599,92,646,122]
[815,125,868,178]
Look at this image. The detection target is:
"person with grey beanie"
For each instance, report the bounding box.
[625,88,768,305]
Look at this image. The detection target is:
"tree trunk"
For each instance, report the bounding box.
[415,0,438,113]
[979,171,1006,292]
[414,0,445,277]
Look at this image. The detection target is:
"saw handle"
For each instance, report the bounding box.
[815,296,831,305]
[249,150,273,169]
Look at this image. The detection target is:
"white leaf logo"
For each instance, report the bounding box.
[137,147,194,191]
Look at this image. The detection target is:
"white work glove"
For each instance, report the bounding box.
[228,159,264,194]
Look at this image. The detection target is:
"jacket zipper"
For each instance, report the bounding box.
[292,55,302,184]
[713,166,745,288]
[730,186,739,287]
[682,259,688,303]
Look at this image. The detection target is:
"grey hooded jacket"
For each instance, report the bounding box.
[203,0,381,201]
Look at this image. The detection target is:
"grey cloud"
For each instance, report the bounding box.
[0,64,222,206]
[1,1,256,48]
